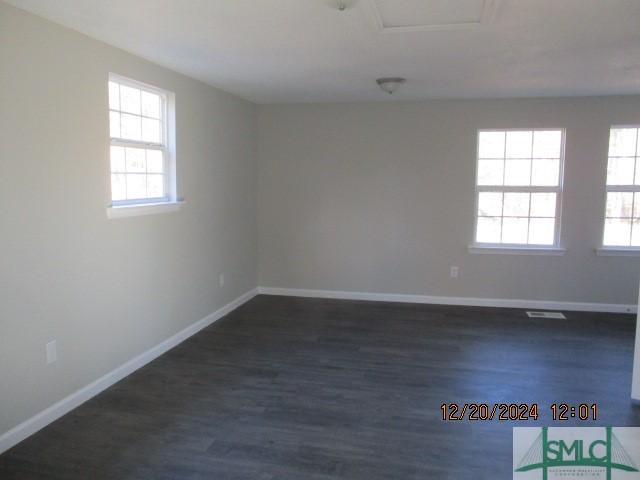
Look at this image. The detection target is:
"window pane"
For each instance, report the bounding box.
[502,217,528,244]
[504,159,531,186]
[121,113,142,141]
[126,174,147,200]
[110,146,125,172]
[606,192,633,218]
[147,150,163,173]
[111,174,126,201]
[528,218,555,245]
[479,131,505,158]
[530,193,556,217]
[142,117,161,143]
[604,218,631,246]
[474,128,563,248]
[108,78,172,205]
[503,193,529,217]
[147,174,164,198]
[609,128,637,157]
[141,91,161,118]
[109,111,120,138]
[635,193,640,218]
[531,158,559,186]
[476,217,501,243]
[506,131,533,159]
[478,192,503,217]
[633,220,640,247]
[533,130,561,159]
[125,147,146,173]
[108,82,120,110]
[607,157,635,185]
[120,85,141,115]
[477,160,504,186]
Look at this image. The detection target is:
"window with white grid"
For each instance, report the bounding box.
[474,129,565,247]
[603,127,640,248]
[108,75,174,206]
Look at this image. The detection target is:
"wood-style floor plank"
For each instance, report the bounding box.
[1,295,639,479]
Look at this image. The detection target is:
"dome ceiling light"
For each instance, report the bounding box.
[376,77,406,95]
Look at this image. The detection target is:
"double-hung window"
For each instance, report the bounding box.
[473,129,565,251]
[602,126,640,249]
[108,74,178,216]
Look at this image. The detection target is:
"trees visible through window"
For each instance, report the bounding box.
[474,129,565,247]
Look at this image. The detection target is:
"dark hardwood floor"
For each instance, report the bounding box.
[1,295,639,479]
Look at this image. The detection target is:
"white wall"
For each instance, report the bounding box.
[631,284,640,400]
[0,3,257,436]
[3,0,640,446]
[257,98,640,306]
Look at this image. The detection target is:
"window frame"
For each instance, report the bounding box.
[599,124,640,254]
[107,73,179,217]
[470,128,567,254]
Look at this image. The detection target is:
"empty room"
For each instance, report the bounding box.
[2,0,640,478]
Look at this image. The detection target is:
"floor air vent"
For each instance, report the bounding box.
[526,311,566,319]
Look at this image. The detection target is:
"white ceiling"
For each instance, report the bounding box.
[6,0,640,104]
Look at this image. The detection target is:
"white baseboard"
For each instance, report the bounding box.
[257,287,637,314]
[1,286,633,455]
[0,288,258,456]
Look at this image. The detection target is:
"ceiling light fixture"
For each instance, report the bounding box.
[376,77,406,95]
[337,0,347,11]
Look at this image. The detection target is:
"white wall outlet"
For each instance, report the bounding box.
[450,266,459,279]
[219,273,225,288]
[46,340,57,365]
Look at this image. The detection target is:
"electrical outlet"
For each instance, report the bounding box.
[46,340,57,365]
[450,266,459,279]
[219,273,225,288]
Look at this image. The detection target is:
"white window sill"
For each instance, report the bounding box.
[468,245,567,256]
[596,247,640,257]
[107,201,184,219]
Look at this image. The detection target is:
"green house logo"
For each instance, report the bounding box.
[514,427,640,480]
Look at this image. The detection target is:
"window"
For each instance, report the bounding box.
[602,127,640,248]
[473,129,565,250]
[108,74,177,213]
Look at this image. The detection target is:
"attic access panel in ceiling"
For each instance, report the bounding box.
[368,0,500,33]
